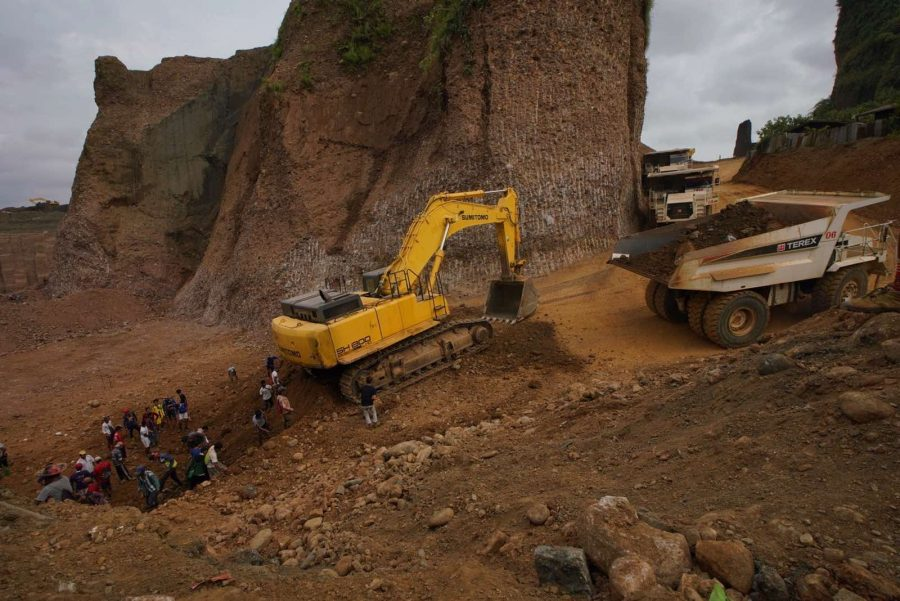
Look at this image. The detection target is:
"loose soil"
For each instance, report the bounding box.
[5,251,896,600]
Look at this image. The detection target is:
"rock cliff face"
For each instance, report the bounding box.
[52,0,649,326]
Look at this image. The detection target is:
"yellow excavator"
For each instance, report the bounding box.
[271,188,538,401]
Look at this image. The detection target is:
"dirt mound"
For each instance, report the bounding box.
[52,1,649,327]
[735,137,900,222]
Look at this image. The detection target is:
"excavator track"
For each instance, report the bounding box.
[338,319,494,403]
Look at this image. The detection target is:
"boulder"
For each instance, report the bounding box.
[757,354,794,376]
[376,476,403,498]
[609,555,657,600]
[427,508,454,529]
[526,503,551,526]
[248,528,272,551]
[838,392,895,423]
[239,485,257,500]
[533,545,593,596]
[752,564,789,601]
[695,540,754,594]
[303,517,323,530]
[256,504,274,520]
[795,572,834,601]
[335,555,354,576]
[832,562,900,600]
[383,440,427,459]
[851,313,900,346]
[883,338,900,363]
[578,496,691,587]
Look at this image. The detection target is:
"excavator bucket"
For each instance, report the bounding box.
[484,278,539,323]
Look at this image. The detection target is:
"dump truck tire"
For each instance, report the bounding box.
[811,267,869,313]
[652,283,687,323]
[645,281,662,316]
[703,291,769,348]
[686,293,711,339]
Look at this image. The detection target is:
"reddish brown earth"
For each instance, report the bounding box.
[2,256,897,600]
[735,137,900,223]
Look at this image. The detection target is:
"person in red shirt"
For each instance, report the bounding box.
[93,456,113,496]
[112,427,127,458]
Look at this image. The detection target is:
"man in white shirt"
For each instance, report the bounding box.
[259,380,274,411]
[75,450,95,473]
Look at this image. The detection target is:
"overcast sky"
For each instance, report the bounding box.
[0,1,839,208]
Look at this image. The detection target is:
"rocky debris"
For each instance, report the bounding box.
[882,338,900,363]
[87,399,101,408]
[239,485,257,500]
[479,530,509,555]
[334,555,354,577]
[609,555,658,600]
[833,589,866,601]
[832,506,866,524]
[695,540,754,594]
[427,508,454,529]
[533,545,594,596]
[799,533,816,547]
[832,562,900,600]
[752,564,789,601]
[248,528,272,551]
[796,571,834,601]
[578,496,691,587]
[382,440,428,460]
[757,353,794,376]
[851,313,900,346]
[303,517,323,530]
[838,391,895,423]
[231,549,264,565]
[824,365,858,379]
[526,503,551,526]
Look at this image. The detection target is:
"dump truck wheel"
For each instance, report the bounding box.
[645,281,662,316]
[703,291,769,348]
[811,267,869,313]
[653,283,687,322]
[686,293,711,339]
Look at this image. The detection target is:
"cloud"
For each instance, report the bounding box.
[643,0,838,159]
[0,1,840,207]
[0,0,288,208]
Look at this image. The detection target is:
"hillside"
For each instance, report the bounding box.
[0,204,67,293]
[830,0,900,109]
[734,137,900,222]
[50,0,650,326]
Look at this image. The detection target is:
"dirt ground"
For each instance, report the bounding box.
[7,238,893,600]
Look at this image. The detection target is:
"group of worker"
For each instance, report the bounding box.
[31,387,227,510]
[254,355,295,443]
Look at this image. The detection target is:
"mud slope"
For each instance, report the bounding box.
[51,0,649,326]
[735,138,900,222]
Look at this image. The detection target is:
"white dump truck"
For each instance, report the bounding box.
[610,190,896,348]
[642,148,720,225]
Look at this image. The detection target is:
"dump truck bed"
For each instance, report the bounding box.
[611,190,892,292]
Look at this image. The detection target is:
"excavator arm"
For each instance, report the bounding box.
[378,188,526,296]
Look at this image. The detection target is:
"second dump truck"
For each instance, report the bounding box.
[611,190,896,348]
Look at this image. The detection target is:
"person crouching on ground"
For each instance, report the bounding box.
[205,441,227,478]
[135,465,160,510]
[35,464,73,504]
[185,446,210,489]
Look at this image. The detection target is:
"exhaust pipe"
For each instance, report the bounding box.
[484,278,539,323]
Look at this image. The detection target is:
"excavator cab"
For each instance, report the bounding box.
[484,278,539,322]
